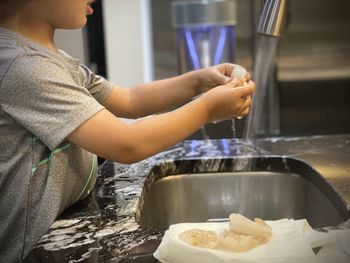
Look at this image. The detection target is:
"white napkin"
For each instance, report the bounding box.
[315,229,350,263]
[153,219,348,263]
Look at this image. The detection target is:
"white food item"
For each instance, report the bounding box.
[231,66,249,119]
[229,213,272,240]
[179,229,219,249]
[216,230,260,252]
[231,65,247,85]
[179,214,272,253]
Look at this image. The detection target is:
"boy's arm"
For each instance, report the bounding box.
[103,64,235,119]
[68,98,208,164]
[103,71,200,119]
[68,82,254,164]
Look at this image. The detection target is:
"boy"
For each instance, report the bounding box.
[0,0,255,261]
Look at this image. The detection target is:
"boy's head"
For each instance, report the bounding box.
[0,0,95,30]
[32,0,96,30]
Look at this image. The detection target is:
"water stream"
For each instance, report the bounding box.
[244,35,280,140]
[235,35,280,215]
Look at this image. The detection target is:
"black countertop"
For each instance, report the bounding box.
[24,135,350,263]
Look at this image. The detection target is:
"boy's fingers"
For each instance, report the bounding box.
[239,106,250,116]
[245,72,251,81]
[241,96,252,108]
[245,81,255,92]
[226,78,238,87]
[237,96,252,115]
[246,80,256,91]
[222,63,235,77]
[234,83,255,97]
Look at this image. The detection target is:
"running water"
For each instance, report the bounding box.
[233,36,281,214]
[244,35,280,140]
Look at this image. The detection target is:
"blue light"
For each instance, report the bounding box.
[190,140,199,155]
[221,139,230,154]
[185,30,200,70]
[214,27,227,65]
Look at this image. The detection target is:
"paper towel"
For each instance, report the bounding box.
[153,219,347,263]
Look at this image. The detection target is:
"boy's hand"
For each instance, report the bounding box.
[196,63,251,93]
[199,79,256,123]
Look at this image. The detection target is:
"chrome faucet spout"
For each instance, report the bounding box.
[258,0,288,37]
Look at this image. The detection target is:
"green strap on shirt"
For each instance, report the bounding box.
[73,154,98,203]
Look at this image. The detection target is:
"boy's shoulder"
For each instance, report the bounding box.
[0,28,66,66]
[0,30,25,67]
[0,33,75,87]
[0,46,57,86]
[0,29,59,76]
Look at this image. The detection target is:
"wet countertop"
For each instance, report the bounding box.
[24,134,350,262]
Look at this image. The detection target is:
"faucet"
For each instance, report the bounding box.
[245,0,288,139]
[258,0,288,38]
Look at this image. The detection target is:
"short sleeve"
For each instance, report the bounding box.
[79,63,113,103]
[1,54,109,150]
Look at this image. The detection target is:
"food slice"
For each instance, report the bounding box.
[179,214,272,253]
[215,230,260,252]
[229,213,272,242]
[179,229,220,249]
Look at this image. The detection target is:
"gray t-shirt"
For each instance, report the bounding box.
[0,28,113,262]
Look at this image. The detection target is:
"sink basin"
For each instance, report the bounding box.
[136,157,349,231]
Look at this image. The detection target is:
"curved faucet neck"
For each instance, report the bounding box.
[258,0,288,37]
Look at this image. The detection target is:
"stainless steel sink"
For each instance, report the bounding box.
[136,157,349,231]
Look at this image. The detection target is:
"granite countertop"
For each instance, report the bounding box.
[24,134,350,263]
